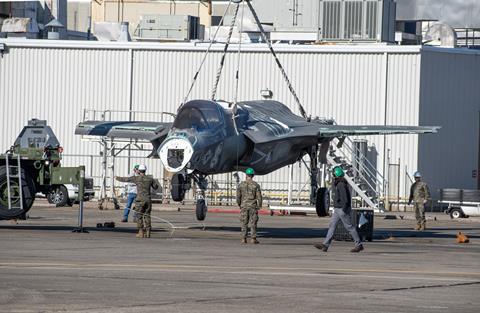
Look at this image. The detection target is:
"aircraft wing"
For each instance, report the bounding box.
[75,121,172,157]
[316,125,440,138]
[75,121,172,140]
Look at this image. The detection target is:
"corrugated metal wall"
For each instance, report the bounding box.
[2,40,471,201]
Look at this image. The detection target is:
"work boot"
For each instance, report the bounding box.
[136,229,144,238]
[314,243,328,252]
[414,224,421,230]
[420,223,426,231]
[350,245,364,253]
[144,228,151,238]
[241,238,247,244]
[251,238,259,244]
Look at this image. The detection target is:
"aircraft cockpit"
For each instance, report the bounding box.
[173,101,223,132]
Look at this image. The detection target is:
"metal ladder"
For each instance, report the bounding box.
[4,152,24,212]
[327,137,386,212]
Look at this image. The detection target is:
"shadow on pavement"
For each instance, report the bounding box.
[200,225,480,240]
[0,224,169,234]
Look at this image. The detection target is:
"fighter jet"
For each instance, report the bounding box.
[75,99,439,220]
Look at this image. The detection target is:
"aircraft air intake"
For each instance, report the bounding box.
[159,137,194,173]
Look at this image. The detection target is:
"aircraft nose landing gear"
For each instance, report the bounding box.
[170,172,208,221]
[194,175,208,221]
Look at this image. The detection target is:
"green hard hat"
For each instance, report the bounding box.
[133,163,140,169]
[245,168,255,175]
[333,166,345,177]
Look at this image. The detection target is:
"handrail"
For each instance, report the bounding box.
[82,108,175,123]
[341,137,385,183]
[332,137,385,197]
[329,120,385,185]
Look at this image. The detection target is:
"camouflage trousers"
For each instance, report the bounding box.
[135,200,152,230]
[240,207,259,239]
[414,201,426,225]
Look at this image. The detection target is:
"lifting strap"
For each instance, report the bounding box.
[210,1,241,100]
[181,0,234,109]
[183,0,308,121]
[245,0,307,119]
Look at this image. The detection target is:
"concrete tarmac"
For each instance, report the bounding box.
[1,200,479,313]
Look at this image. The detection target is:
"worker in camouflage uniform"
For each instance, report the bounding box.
[237,168,263,244]
[408,171,430,231]
[116,165,158,238]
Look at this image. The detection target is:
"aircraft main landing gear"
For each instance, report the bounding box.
[309,145,330,217]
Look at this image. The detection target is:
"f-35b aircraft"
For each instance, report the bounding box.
[75,0,439,220]
[75,99,439,220]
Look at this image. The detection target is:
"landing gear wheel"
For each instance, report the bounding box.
[196,199,207,221]
[48,185,69,207]
[171,173,186,202]
[0,166,35,220]
[315,187,329,217]
[450,208,464,219]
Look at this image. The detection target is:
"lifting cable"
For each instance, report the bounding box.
[231,0,245,136]
[181,0,234,109]
[233,1,245,105]
[183,0,308,121]
[210,1,241,100]
[245,0,308,119]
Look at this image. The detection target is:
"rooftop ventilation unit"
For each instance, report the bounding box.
[424,22,457,48]
[318,0,396,42]
[134,15,201,41]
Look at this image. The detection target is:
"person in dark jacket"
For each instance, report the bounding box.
[314,166,364,253]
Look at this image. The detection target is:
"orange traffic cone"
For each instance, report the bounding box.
[456,232,470,244]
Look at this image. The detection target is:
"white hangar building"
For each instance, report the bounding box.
[0,39,478,204]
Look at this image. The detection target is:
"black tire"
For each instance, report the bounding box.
[196,199,207,221]
[46,191,55,204]
[315,187,330,217]
[0,166,35,220]
[48,185,69,207]
[171,173,186,202]
[450,208,464,219]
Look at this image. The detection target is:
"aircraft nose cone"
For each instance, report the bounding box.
[159,137,194,173]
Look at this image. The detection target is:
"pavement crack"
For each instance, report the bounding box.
[372,281,480,292]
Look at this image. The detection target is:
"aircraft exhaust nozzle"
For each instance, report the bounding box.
[159,137,194,173]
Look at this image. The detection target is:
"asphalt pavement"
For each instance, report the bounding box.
[1,200,479,313]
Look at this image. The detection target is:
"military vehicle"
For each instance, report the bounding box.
[0,119,86,220]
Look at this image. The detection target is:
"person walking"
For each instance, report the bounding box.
[116,165,158,238]
[314,166,364,253]
[408,171,430,231]
[121,164,139,223]
[237,168,263,244]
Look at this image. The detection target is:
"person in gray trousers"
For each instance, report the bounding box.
[314,166,364,253]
